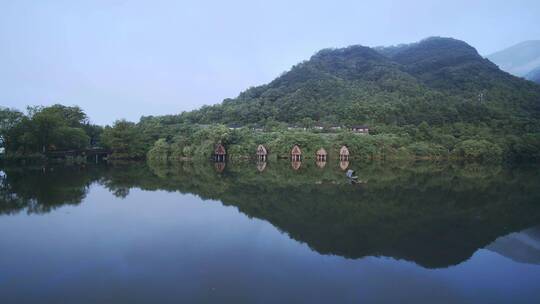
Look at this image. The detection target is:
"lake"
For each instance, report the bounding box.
[1,161,540,303]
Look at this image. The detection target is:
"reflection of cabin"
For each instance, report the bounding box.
[256,145,267,161]
[350,125,369,134]
[215,162,226,173]
[256,161,267,172]
[339,146,349,161]
[214,143,226,162]
[291,160,301,170]
[316,160,327,168]
[291,145,302,161]
[316,148,327,162]
[339,160,349,170]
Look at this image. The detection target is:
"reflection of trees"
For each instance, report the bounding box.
[0,170,27,215]
[145,161,540,268]
[98,162,153,198]
[0,165,100,214]
[2,161,540,269]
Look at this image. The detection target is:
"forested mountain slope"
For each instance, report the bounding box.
[178,37,540,128]
[125,37,540,162]
[5,37,540,161]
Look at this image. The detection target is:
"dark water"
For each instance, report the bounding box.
[1,161,540,303]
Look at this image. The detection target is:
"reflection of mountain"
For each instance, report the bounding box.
[486,226,540,265]
[1,161,540,269]
[194,163,540,269]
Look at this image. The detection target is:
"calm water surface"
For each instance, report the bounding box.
[1,161,540,303]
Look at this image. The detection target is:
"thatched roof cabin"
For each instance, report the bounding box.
[215,144,226,155]
[316,148,327,161]
[257,144,268,160]
[214,143,226,162]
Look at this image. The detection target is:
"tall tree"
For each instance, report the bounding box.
[101,120,146,159]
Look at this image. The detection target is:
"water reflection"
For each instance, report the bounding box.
[316,160,327,168]
[486,226,540,265]
[256,161,267,172]
[1,161,540,269]
[0,165,96,214]
[214,161,226,173]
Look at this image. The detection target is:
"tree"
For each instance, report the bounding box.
[2,105,96,155]
[300,117,315,129]
[55,127,90,150]
[101,120,146,159]
[29,109,64,152]
[39,105,88,127]
[0,107,24,149]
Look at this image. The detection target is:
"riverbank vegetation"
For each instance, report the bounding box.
[0,105,102,160]
[2,104,540,163]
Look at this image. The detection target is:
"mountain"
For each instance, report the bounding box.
[179,37,540,127]
[488,40,540,81]
[130,37,540,162]
[526,66,540,83]
[379,37,512,91]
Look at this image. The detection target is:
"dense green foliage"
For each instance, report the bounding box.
[2,37,540,162]
[0,105,102,159]
[176,37,540,126]
[100,120,147,159]
[141,37,540,161]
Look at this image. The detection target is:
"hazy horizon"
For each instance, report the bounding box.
[1,0,540,125]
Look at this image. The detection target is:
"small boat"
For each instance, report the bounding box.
[346,169,358,180]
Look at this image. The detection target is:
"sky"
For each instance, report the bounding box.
[1,0,539,125]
